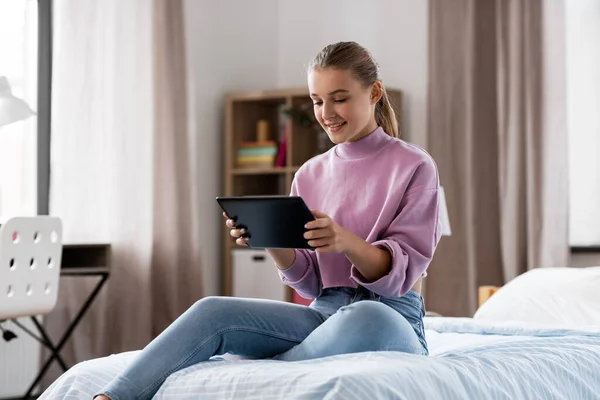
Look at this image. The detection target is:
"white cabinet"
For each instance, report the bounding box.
[232,249,286,301]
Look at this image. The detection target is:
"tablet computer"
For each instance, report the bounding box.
[216,195,315,249]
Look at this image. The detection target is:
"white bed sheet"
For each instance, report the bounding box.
[39,317,600,400]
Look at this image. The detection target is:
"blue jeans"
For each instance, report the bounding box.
[99,286,427,400]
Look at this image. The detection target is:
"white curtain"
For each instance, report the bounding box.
[45,0,204,385]
[47,0,154,364]
[0,0,38,220]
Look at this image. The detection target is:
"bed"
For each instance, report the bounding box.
[40,267,600,400]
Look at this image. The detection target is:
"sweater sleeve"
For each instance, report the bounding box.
[278,249,322,299]
[277,176,323,299]
[350,162,442,297]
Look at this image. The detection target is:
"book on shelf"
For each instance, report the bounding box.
[275,104,288,167]
[236,140,278,168]
[275,126,287,167]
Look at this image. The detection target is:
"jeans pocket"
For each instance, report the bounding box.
[382,294,422,321]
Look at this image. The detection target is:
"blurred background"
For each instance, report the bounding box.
[0,0,598,396]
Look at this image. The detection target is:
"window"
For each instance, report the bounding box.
[0,0,38,220]
[566,0,600,247]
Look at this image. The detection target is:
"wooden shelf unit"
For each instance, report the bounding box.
[222,87,403,301]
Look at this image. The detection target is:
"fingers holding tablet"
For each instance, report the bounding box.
[223,211,250,246]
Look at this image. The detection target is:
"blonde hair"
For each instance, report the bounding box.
[308,41,399,138]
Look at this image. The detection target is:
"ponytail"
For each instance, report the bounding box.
[308,42,400,139]
[375,86,399,138]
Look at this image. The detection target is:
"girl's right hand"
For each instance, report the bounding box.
[223,212,249,246]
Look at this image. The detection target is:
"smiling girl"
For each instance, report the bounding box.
[95,41,441,400]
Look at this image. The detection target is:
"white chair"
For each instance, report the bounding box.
[0,217,63,324]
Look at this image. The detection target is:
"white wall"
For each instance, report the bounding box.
[565,0,600,246]
[184,0,279,296]
[185,0,430,295]
[563,0,600,267]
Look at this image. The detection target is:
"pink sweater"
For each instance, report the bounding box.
[278,127,441,299]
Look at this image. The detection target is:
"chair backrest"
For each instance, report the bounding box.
[0,217,62,320]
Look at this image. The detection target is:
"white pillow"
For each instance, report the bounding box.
[473,266,600,329]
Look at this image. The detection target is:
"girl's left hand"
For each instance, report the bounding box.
[304,210,353,253]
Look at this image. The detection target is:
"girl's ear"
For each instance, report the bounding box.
[370,81,383,104]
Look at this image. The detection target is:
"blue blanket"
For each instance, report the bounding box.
[40,318,600,399]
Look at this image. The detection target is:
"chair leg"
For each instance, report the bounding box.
[31,317,69,371]
[23,273,109,399]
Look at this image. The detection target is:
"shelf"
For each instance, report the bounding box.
[232,167,287,175]
[227,87,308,102]
[232,166,300,176]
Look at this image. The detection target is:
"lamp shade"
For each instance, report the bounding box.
[0,76,35,128]
[439,186,452,236]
